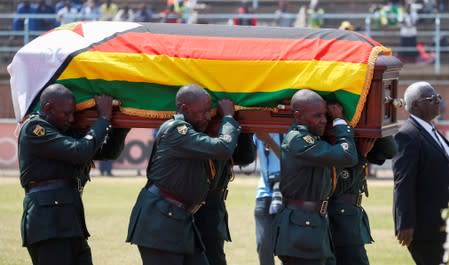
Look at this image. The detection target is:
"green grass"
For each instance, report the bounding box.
[0,176,413,265]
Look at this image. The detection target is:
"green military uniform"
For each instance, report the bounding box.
[126,114,240,264]
[273,123,358,265]
[194,133,255,265]
[19,113,129,263]
[327,136,397,265]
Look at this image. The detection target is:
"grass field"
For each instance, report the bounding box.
[0,175,413,265]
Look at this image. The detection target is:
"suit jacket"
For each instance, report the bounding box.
[392,117,449,241]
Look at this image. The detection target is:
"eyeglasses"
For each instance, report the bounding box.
[419,94,442,104]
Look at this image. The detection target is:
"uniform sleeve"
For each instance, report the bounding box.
[94,128,130,160]
[24,118,110,164]
[392,131,419,231]
[289,124,358,167]
[367,136,398,165]
[232,133,256,166]
[164,116,240,160]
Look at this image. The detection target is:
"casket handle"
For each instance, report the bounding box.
[384,96,405,108]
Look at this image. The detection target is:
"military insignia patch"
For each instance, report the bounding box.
[32,124,45,136]
[302,135,315,144]
[339,169,351,179]
[341,142,349,151]
[220,134,232,143]
[177,125,188,135]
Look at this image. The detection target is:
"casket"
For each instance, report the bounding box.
[8,22,403,137]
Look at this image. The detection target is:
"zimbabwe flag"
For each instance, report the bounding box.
[9,21,391,126]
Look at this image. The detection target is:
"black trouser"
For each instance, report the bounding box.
[279,256,325,265]
[27,237,92,265]
[408,239,444,265]
[201,237,226,265]
[138,245,210,265]
[325,245,369,265]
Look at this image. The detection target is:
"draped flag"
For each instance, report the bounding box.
[8,21,391,126]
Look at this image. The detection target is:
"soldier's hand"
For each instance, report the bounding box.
[327,102,344,120]
[218,99,235,117]
[397,228,414,247]
[95,95,113,121]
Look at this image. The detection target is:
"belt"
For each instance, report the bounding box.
[147,185,204,214]
[334,194,363,207]
[286,198,328,216]
[27,179,68,193]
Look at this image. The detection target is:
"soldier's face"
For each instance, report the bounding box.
[297,100,327,136]
[46,98,75,132]
[183,95,211,132]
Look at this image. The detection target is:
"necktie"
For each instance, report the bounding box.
[432,127,449,159]
[432,127,446,151]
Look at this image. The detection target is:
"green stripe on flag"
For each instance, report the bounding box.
[57,78,360,121]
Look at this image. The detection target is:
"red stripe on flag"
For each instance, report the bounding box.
[89,32,374,63]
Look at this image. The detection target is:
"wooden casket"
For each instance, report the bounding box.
[8,22,403,137]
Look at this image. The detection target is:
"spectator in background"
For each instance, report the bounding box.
[306,0,324,28]
[160,4,182,23]
[339,20,354,31]
[57,1,79,25]
[399,3,418,63]
[379,0,403,27]
[274,0,293,27]
[29,0,56,31]
[100,0,118,21]
[99,160,114,176]
[114,5,135,21]
[80,0,101,21]
[134,4,153,22]
[254,133,283,265]
[293,5,307,28]
[12,1,33,32]
[232,2,257,26]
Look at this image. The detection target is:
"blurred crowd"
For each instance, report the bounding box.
[9,0,449,65]
[11,0,201,32]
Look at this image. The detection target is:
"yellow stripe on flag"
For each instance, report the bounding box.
[58,52,368,95]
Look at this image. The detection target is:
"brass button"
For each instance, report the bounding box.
[340,209,345,213]
[168,212,173,216]
[305,221,310,225]
[54,201,59,205]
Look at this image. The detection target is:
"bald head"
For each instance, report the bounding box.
[175,84,212,132]
[39,84,76,132]
[40,83,75,107]
[176,84,210,111]
[290,89,327,136]
[290,89,324,111]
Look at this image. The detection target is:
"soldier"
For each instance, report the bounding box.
[273,89,358,265]
[326,136,398,265]
[18,84,129,265]
[126,84,241,265]
[194,132,256,265]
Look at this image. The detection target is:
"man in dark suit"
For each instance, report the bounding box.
[19,84,129,265]
[392,81,449,265]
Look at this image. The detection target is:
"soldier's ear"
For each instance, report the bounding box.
[293,109,301,121]
[41,102,52,113]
